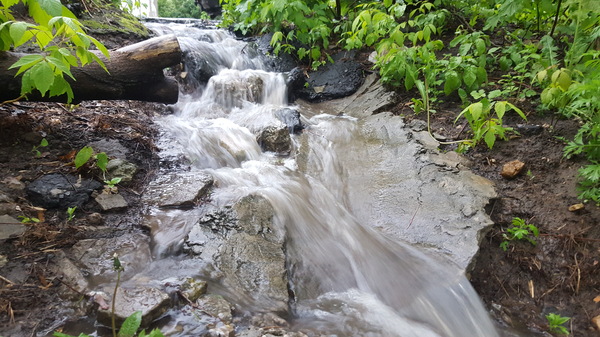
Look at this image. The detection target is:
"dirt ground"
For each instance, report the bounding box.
[1,36,600,337]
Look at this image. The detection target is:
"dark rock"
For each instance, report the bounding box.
[285,67,307,102]
[257,34,300,73]
[515,124,543,136]
[197,0,221,18]
[275,107,304,133]
[26,174,102,209]
[297,50,365,102]
[257,126,292,154]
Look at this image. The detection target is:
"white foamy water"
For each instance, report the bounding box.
[146,23,500,337]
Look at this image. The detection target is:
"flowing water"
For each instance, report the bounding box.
[138,21,501,337]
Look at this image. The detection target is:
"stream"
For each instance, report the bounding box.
[70,21,502,337]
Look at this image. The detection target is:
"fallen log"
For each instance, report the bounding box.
[0,34,182,104]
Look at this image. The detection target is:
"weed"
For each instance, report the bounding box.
[74,146,110,176]
[500,217,539,251]
[18,216,40,224]
[66,207,76,222]
[31,138,48,157]
[545,313,570,335]
[104,177,122,194]
[455,97,526,152]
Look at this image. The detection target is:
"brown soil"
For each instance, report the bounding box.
[1,37,599,337]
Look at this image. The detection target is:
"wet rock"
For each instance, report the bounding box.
[209,72,264,108]
[106,158,138,182]
[142,172,213,208]
[25,174,102,209]
[88,139,130,158]
[94,193,128,211]
[275,107,304,133]
[501,160,526,179]
[68,233,152,283]
[0,215,26,241]
[198,0,221,17]
[53,250,89,297]
[0,202,17,216]
[97,285,171,327]
[298,50,364,102]
[0,192,13,203]
[257,125,292,154]
[296,73,397,119]
[178,277,208,302]
[197,294,233,324]
[285,67,307,102]
[185,195,288,313]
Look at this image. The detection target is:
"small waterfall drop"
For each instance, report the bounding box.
[144,21,500,337]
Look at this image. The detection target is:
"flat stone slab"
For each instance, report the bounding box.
[95,193,128,211]
[0,215,26,240]
[97,285,171,327]
[299,80,496,271]
[142,172,213,208]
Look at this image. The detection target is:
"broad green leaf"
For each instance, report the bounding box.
[507,102,527,120]
[74,146,94,169]
[9,54,44,76]
[484,130,496,149]
[95,152,108,172]
[270,31,283,46]
[31,60,54,96]
[9,21,30,47]
[117,311,142,337]
[48,75,74,102]
[475,38,486,55]
[494,101,506,119]
[36,0,63,17]
[463,67,477,87]
[469,102,483,122]
[444,70,460,95]
[46,56,74,79]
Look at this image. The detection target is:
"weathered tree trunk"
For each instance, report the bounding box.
[0,34,182,104]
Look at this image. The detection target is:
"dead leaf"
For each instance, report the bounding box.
[594,295,600,303]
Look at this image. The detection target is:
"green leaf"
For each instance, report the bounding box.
[484,130,496,149]
[96,152,108,172]
[9,54,44,75]
[37,0,63,17]
[31,60,55,96]
[9,21,30,47]
[444,70,460,95]
[494,101,506,119]
[74,146,94,169]
[469,102,483,122]
[463,67,477,87]
[46,56,74,79]
[118,311,142,337]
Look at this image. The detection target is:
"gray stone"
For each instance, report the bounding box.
[196,294,233,324]
[296,73,397,119]
[97,285,171,327]
[25,174,102,209]
[257,125,292,154]
[94,193,128,211]
[52,250,89,298]
[178,277,208,302]
[88,139,130,158]
[184,195,289,313]
[4,176,25,190]
[106,158,138,182]
[0,215,26,241]
[69,233,152,284]
[275,107,304,133]
[0,192,13,203]
[299,110,496,272]
[142,172,213,208]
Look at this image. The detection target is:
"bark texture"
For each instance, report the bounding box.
[0,34,182,104]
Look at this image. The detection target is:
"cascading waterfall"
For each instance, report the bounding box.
[143,21,501,337]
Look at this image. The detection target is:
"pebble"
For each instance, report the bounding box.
[568,203,585,212]
[501,160,525,179]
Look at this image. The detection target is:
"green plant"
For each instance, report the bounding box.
[500,217,539,251]
[545,313,570,335]
[455,97,526,152]
[158,0,202,18]
[18,215,40,223]
[31,138,48,157]
[74,146,109,173]
[0,0,109,103]
[66,206,76,222]
[104,177,122,194]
